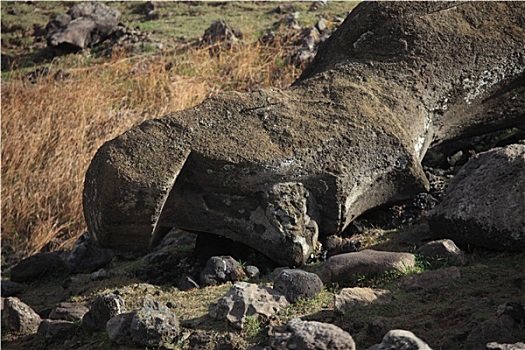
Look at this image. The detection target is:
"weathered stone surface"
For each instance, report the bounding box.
[1,281,24,297]
[335,287,392,315]
[311,249,415,284]
[400,266,461,293]
[82,292,125,332]
[130,294,180,347]
[199,256,246,287]
[68,231,114,274]
[428,145,525,251]
[273,269,323,303]
[417,239,466,266]
[10,251,68,283]
[90,268,109,281]
[49,302,89,322]
[367,329,432,350]
[202,19,242,47]
[2,297,42,333]
[270,318,356,350]
[84,2,524,267]
[37,319,77,340]
[178,276,200,291]
[245,265,260,279]
[466,316,520,350]
[487,342,525,350]
[107,312,135,345]
[209,282,288,329]
[497,302,525,324]
[46,2,120,51]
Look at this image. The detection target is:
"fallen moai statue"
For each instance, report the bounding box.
[84,2,525,266]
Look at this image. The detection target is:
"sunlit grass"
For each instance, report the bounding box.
[1,39,302,263]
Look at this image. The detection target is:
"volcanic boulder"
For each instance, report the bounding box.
[46,2,120,51]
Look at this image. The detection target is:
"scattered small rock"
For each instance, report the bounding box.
[90,268,110,281]
[2,297,42,333]
[1,280,25,297]
[311,249,415,285]
[210,282,288,329]
[309,0,328,12]
[466,315,519,350]
[178,276,200,291]
[46,2,121,51]
[107,312,135,345]
[270,318,356,350]
[37,319,77,341]
[367,329,432,350]
[130,294,180,347]
[68,231,114,274]
[143,1,160,19]
[316,18,328,33]
[49,302,89,321]
[273,269,323,303]
[10,251,68,283]
[199,256,246,287]
[323,235,360,257]
[245,265,260,279]
[82,292,125,332]
[400,266,461,293]
[202,19,242,48]
[335,287,393,315]
[497,302,525,324]
[417,239,467,266]
[487,342,525,350]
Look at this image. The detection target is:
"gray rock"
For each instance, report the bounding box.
[199,256,246,287]
[273,269,323,303]
[68,231,114,274]
[202,19,241,47]
[37,319,77,340]
[324,236,360,257]
[400,266,461,293]
[46,2,120,51]
[428,145,525,251]
[1,280,24,297]
[270,318,356,350]
[417,239,466,266]
[2,297,42,333]
[178,276,200,291]
[316,18,328,33]
[130,294,180,347]
[107,312,135,345]
[82,292,125,332]
[466,316,519,350]
[367,329,432,350]
[245,265,260,279]
[90,268,110,281]
[335,287,393,315]
[210,282,288,329]
[487,342,525,350]
[10,251,68,283]
[84,2,524,267]
[311,249,415,284]
[496,302,525,324]
[49,302,89,321]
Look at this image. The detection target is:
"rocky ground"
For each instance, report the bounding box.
[2,138,524,349]
[2,2,525,350]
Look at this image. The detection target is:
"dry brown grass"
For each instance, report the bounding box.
[1,39,301,262]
